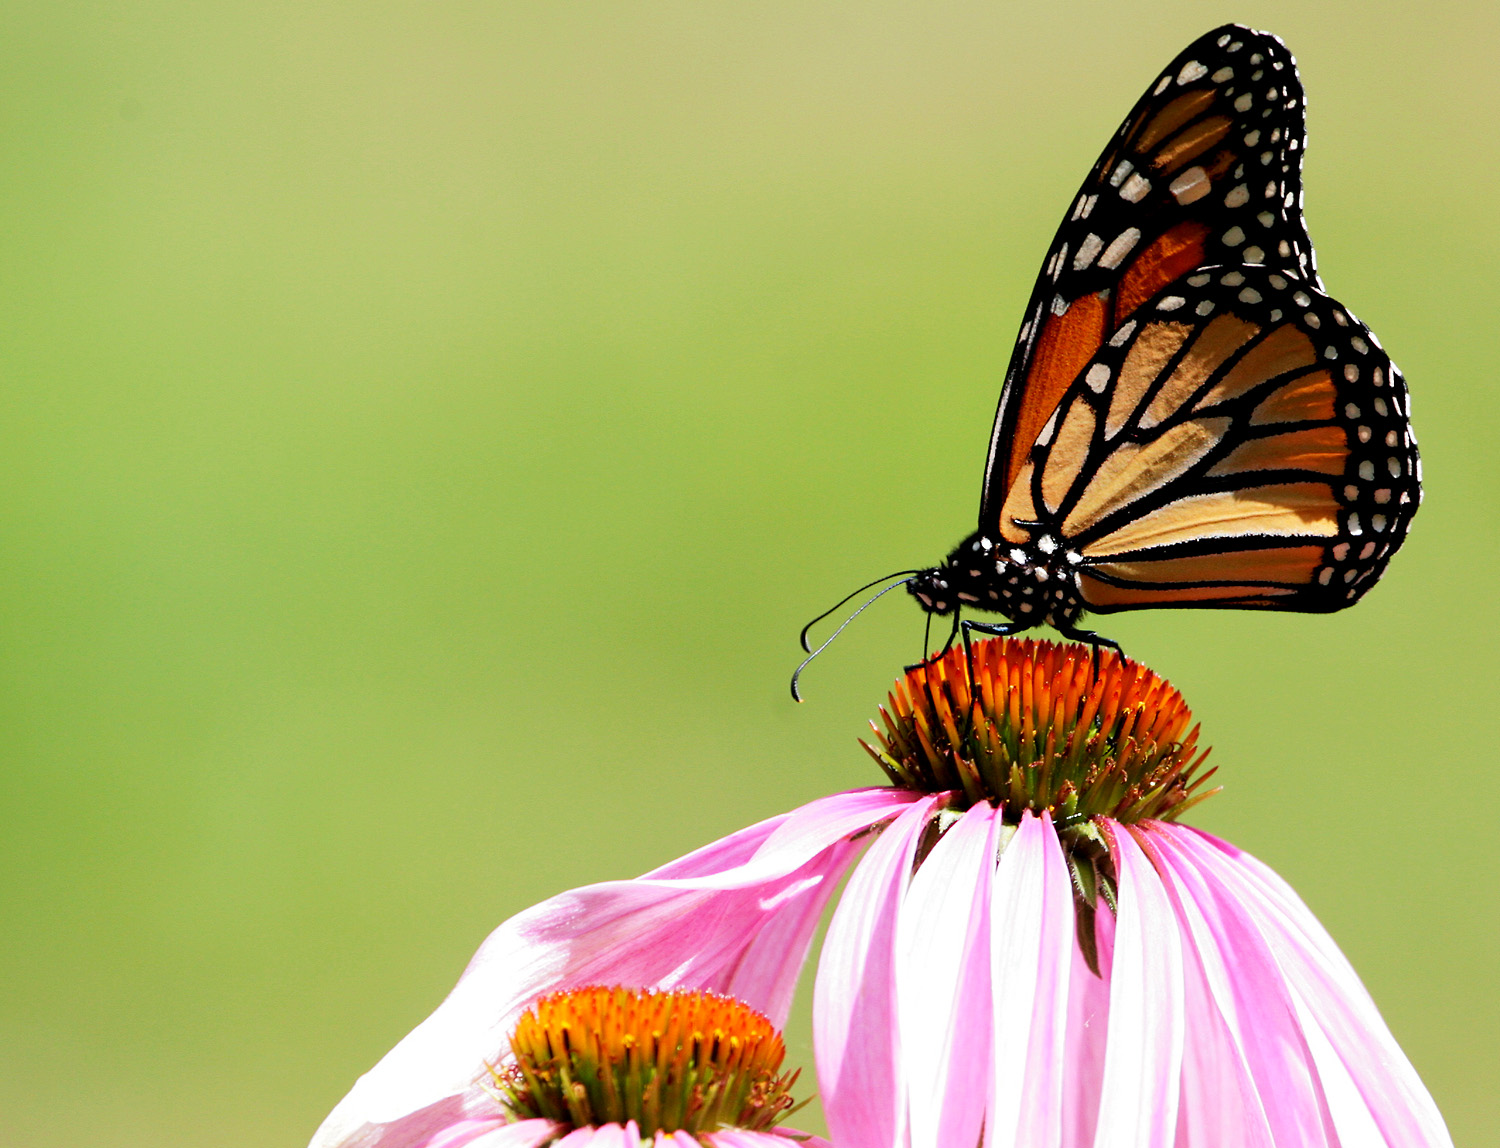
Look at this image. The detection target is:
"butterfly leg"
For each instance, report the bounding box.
[960,618,1031,699]
[904,610,962,674]
[1054,623,1123,678]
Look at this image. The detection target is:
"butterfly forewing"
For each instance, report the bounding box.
[981,24,1316,518]
[997,264,1419,613]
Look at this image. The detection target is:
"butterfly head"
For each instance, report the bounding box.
[905,566,956,616]
[907,533,1019,618]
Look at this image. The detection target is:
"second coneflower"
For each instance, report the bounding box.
[313,638,1451,1148]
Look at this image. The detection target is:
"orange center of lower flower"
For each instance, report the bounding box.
[497,986,802,1139]
[862,636,1216,825]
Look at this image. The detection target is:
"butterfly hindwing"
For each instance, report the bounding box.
[995,264,1420,613]
[981,24,1316,518]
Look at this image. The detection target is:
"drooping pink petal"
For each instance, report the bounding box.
[1059,887,1112,1148]
[416,1119,504,1148]
[441,1122,564,1148]
[1089,823,1184,1148]
[1170,827,1453,1148]
[986,811,1075,1148]
[1146,824,1333,1147]
[706,1132,831,1148]
[816,793,942,1148]
[1132,828,1276,1148]
[550,1126,603,1148]
[314,787,921,1148]
[898,802,999,1148]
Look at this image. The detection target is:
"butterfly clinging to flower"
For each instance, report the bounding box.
[794,24,1420,697]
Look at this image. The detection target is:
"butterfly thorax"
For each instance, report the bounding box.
[907,531,1085,631]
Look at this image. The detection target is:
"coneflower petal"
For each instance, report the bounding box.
[1091,826,1185,1148]
[1148,827,1332,1146]
[418,1118,559,1148]
[706,1132,831,1148]
[898,803,999,1148]
[1173,829,1454,1147]
[1060,902,1113,1147]
[815,795,941,1148]
[986,812,1075,1148]
[314,788,920,1148]
[1139,831,1278,1148]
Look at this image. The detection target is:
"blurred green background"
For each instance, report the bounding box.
[1,1,1494,1144]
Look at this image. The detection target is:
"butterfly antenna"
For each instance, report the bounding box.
[790,577,917,702]
[799,569,924,653]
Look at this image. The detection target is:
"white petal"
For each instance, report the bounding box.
[816,795,942,1148]
[986,812,1075,1148]
[1090,824,1184,1148]
[899,803,999,1148]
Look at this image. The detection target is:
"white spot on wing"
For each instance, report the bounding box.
[1119,173,1152,202]
[1168,166,1211,204]
[1085,364,1111,393]
[1156,295,1187,312]
[1073,233,1103,270]
[1178,60,1208,84]
[1098,228,1142,269]
[1035,409,1060,446]
[1108,320,1137,347]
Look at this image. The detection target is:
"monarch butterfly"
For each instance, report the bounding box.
[793,24,1420,696]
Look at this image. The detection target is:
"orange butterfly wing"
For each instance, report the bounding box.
[997,265,1419,612]
[982,25,1316,517]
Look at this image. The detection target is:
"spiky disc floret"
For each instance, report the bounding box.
[497,986,803,1140]
[862,636,1217,825]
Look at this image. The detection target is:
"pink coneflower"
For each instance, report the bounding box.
[313,638,1452,1148]
[312,786,919,1148]
[402,985,826,1148]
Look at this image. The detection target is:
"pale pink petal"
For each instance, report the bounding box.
[1090,823,1184,1148]
[462,1123,566,1148]
[661,1131,700,1148]
[1134,829,1275,1148]
[718,833,860,1025]
[314,788,921,1148]
[815,793,942,1148]
[1060,891,1112,1148]
[551,1127,601,1148]
[898,802,999,1148]
[986,812,1075,1148]
[562,1123,633,1148]
[416,1119,504,1148]
[706,1132,831,1148]
[1147,825,1332,1146]
[1173,828,1453,1147]
[773,1131,830,1148]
